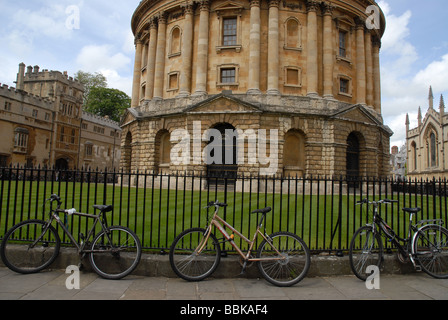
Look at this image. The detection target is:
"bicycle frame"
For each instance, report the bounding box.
[368,201,445,267]
[37,200,112,255]
[199,206,286,263]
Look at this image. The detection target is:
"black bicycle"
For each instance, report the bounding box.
[1,194,142,280]
[349,198,448,280]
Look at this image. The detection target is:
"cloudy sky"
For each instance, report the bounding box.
[0,0,447,149]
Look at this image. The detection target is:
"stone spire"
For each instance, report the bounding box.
[418,106,422,126]
[429,86,434,109]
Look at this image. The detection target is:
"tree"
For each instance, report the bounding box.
[75,71,107,105]
[84,87,130,122]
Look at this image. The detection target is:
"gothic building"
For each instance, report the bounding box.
[121,0,392,178]
[0,63,121,170]
[406,87,447,179]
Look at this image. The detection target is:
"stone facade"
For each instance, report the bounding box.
[122,0,392,178]
[0,63,121,170]
[406,87,447,179]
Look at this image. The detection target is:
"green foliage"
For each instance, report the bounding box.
[84,87,130,122]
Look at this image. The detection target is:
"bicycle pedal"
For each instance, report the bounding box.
[415,265,422,272]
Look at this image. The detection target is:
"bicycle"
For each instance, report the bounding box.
[169,200,310,287]
[0,194,142,280]
[349,198,448,281]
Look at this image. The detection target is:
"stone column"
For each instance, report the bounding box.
[322,2,334,99]
[267,0,280,95]
[365,30,374,107]
[179,2,194,97]
[355,18,366,105]
[145,19,158,100]
[306,0,319,98]
[131,36,143,107]
[372,37,381,113]
[194,0,210,96]
[153,13,167,100]
[247,0,261,95]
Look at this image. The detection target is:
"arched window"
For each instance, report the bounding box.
[169,27,181,57]
[430,132,437,167]
[284,18,302,50]
[155,130,171,173]
[283,130,306,177]
[411,141,417,171]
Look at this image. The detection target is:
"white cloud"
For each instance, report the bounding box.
[76,44,131,71]
[76,45,132,95]
[11,4,76,40]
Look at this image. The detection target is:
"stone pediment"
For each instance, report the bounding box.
[331,104,383,126]
[185,94,262,114]
[120,108,141,126]
[214,1,244,13]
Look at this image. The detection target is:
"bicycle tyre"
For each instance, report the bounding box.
[169,228,221,282]
[349,225,383,281]
[0,219,60,274]
[257,231,310,287]
[412,224,448,279]
[89,226,142,280]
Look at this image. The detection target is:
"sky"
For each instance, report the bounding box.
[0,0,447,150]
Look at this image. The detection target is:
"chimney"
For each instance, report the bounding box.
[16,62,25,91]
[33,65,40,73]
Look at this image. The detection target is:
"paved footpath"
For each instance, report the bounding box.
[0,267,447,301]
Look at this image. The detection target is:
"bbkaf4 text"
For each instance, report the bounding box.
[225,305,268,315]
[180,304,268,317]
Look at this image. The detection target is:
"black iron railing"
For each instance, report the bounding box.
[1,166,447,254]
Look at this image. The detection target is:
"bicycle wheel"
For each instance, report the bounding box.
[412,225,448,279]
[257,232,310,287]
[349,225,383,281]
[89,226,142,280]
[169,228,221,281]
[0,219,60,274]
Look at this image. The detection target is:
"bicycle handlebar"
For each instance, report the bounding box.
[206,200,228,209]
[356,198,398,205]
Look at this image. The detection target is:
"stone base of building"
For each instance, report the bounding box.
[120,94,392,178]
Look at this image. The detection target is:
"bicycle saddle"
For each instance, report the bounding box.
[402,207,421,214]
[93,205,113,213]
[252,207,272,214]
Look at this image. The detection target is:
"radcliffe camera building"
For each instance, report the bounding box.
[0,63,122,170]
[121,0,392,178]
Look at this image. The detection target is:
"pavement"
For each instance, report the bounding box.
[1,266,447,301]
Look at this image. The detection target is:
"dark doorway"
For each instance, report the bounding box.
[55,158,69,171]
[346,133,360,180]
[206,123,238,185]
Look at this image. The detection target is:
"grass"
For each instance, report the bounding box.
[1,179,447,252]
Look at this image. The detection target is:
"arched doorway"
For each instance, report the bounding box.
[346,132,360,179]
[55,158,69,171]
[206,123,238,185]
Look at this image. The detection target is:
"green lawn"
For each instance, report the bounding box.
[1,179,447,252]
